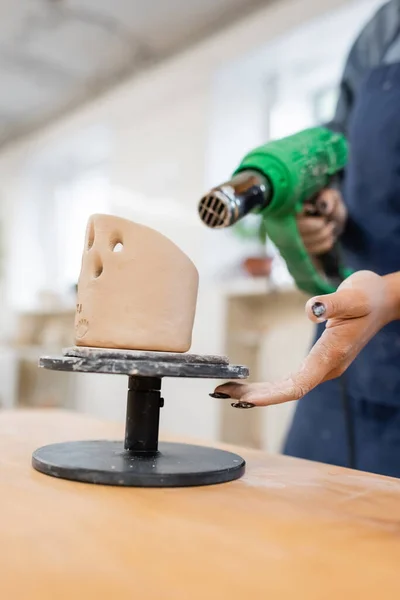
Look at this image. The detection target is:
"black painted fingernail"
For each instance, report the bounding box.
[231,401,255,409]
[312,302,326,318]
[210,392,231,399]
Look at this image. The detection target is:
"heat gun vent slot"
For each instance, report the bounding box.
[198,193,229,228]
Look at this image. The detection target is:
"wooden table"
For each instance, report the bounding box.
[1,410,400,599]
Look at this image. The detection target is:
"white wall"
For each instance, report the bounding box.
[0,0,384,441]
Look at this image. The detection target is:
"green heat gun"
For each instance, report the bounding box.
[198,127,352,296]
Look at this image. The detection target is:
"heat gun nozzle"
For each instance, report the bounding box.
[198,189,236,228]
[198,170,271,229]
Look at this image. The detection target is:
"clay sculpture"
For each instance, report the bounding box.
[75,214,199,352]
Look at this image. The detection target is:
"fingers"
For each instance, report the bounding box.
[212,380,307,407]
[315,188,337,216]
[298,216,333,238]
[316,188,347,228]
[277,326,355,396]
[213,269,384,408]
[248,324,359,405]
[301,189,346,222]
[298,189,347,256]
[212,319,365,407]
[213,341,340,404]
[297,216,326,233]
[298,221,336,255]
[213,382,254,399]
[301,189,342,219]
[305,288,372,323]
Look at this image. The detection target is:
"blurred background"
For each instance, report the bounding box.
[0,0,384,452]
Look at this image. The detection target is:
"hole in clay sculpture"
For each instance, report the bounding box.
[87,222,95,250]
[94,263,103,278]
[112,241,123,253]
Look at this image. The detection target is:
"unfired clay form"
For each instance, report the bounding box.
[75,214,199,352]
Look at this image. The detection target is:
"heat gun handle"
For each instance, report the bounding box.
[305,194,344,287]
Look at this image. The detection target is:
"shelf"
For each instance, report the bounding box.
[220,277,295,297]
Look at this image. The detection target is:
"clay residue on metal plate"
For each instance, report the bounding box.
[39,355,249,379]
[63,346,230,365]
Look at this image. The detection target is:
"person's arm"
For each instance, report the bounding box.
[211,5,400,407]
[212,270,400,406]
[299,1,400,257]
[328,0,399,134]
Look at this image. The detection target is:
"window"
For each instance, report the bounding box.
[312,86,339,124]
[53,168,110,292]
[9,126,111,310]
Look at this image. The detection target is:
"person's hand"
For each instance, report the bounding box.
[298,188,347,255]
[212,271,400,407]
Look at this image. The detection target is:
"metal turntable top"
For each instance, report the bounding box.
[39,346,249,379]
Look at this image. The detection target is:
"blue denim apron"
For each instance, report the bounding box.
[284,63,400,477]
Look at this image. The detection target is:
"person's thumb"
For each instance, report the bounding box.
[305,288,371,322]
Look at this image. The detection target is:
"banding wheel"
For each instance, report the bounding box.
[32,347,248,487]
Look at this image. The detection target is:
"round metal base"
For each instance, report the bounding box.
[32,441,246,487]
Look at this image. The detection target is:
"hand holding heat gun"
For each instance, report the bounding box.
[297,187,347,257]
[197,127,352,296]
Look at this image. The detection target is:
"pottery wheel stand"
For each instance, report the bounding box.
[32,347,249,487]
